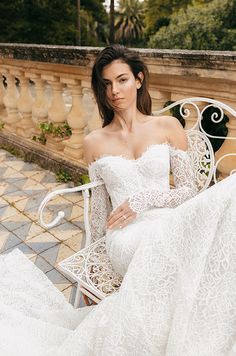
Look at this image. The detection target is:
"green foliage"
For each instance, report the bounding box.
[144,0,191,38]
[77,174,90,186]
[0,0,77,45]
[115,0,145,46]
[32,121,72,145]
[1,0,235,50]
[80,0,108,45]
[149,0,236,50]
[0,122,5,130]
[32,133,47,145]
[55,169,90,185]
[56,169,72,183]
[0,0,108,46]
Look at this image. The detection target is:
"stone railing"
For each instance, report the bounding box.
[0,44,236,177]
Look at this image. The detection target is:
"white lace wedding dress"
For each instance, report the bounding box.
[0,143,236,356]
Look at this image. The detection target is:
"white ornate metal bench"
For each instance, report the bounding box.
[38,97,236,308]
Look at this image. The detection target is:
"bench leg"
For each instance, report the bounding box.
[82,293,97,306]
[74,284,82,308]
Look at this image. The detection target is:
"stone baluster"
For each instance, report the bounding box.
[0,75,6,122]
[16,72,35,138]
[150,89,171,112]
[82,87,95,134]
[31,74,49,125]
[61,78,86,160]
[84,88,102,133]
[2,69,20,132]
[214,100,236,179]
[44,75,67,124]
[42,75,67,151]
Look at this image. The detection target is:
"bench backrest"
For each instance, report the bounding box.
[38,97,236,247]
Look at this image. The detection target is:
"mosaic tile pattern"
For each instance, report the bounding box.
[0,149,85,305]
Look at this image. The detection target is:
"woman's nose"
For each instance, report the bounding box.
[111,82,119,95]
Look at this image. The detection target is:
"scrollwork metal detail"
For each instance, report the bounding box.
[59,237,122,300]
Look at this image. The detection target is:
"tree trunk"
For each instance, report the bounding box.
[77,0,81,45]
[109,0,115,43]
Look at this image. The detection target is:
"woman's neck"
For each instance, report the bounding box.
[112,108,144,132]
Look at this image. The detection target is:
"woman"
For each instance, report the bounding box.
[84,44,198,276]
[0,45,235,356]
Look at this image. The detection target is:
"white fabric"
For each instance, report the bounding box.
[89,162,112,242]
[128,145,198,213]
[0,143,236,355]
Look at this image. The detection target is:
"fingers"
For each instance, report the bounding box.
[106,200,137,230]
[107,213,134,230]
[119,214,135,229]
[107,210,135,230]
[107,208,124,227]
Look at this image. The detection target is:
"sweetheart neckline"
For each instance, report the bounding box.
[88,142,170,169]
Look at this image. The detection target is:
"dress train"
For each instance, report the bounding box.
[0,174,235,355]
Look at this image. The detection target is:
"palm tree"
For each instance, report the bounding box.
[115,0,144,45]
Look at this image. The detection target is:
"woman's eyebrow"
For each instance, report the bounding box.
[103,73,129,82]
[116,73,129,79]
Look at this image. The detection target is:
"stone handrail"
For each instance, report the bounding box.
[0,43,236,177]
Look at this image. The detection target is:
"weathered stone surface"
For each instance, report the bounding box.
[0,131,87,181]
[0,43,236,69]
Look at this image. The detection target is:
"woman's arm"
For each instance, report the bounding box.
[89,164,112,241]
[83,134,112,241]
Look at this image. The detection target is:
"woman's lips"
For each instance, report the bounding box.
[112,98,123,103]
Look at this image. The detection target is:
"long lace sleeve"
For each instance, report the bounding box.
[128,146,198,214]
[89,164,112,242]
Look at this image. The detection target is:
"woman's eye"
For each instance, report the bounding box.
[120,78,127,83]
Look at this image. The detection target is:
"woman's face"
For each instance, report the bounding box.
[102,59,142,111]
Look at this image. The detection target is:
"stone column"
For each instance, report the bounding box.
[82,87,95,134]
[84,88,102,133]
[2,69,20,133]
[44,75,67,124]
[31,74,49,125]
[214,100,236,179]
[42,75,67,151]
[16,72,35,138]
[0,75,6,122]
[62,78,86,160]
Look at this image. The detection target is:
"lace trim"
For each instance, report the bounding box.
[88,142,189,169]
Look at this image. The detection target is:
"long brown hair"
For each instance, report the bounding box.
[91,44,152,127]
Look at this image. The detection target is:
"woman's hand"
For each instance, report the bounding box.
[107,199,137,230]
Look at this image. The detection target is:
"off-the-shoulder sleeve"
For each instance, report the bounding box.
[128,146,198,214]
[89,164,112,242]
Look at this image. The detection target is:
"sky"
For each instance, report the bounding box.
[104,0,144,11]
[104,0,119,11]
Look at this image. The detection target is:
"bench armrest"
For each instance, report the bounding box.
[38,180,104,234]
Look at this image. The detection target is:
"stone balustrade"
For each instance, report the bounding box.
[0,44,236,178]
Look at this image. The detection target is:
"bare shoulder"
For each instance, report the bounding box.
[152,115,188,151]
[83,128,105,164]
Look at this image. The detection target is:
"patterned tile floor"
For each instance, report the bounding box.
[0,148,85,305]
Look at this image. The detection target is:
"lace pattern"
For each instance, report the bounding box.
[0,145,235,355]
[128,147,198,213]
[89,164,112,242]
